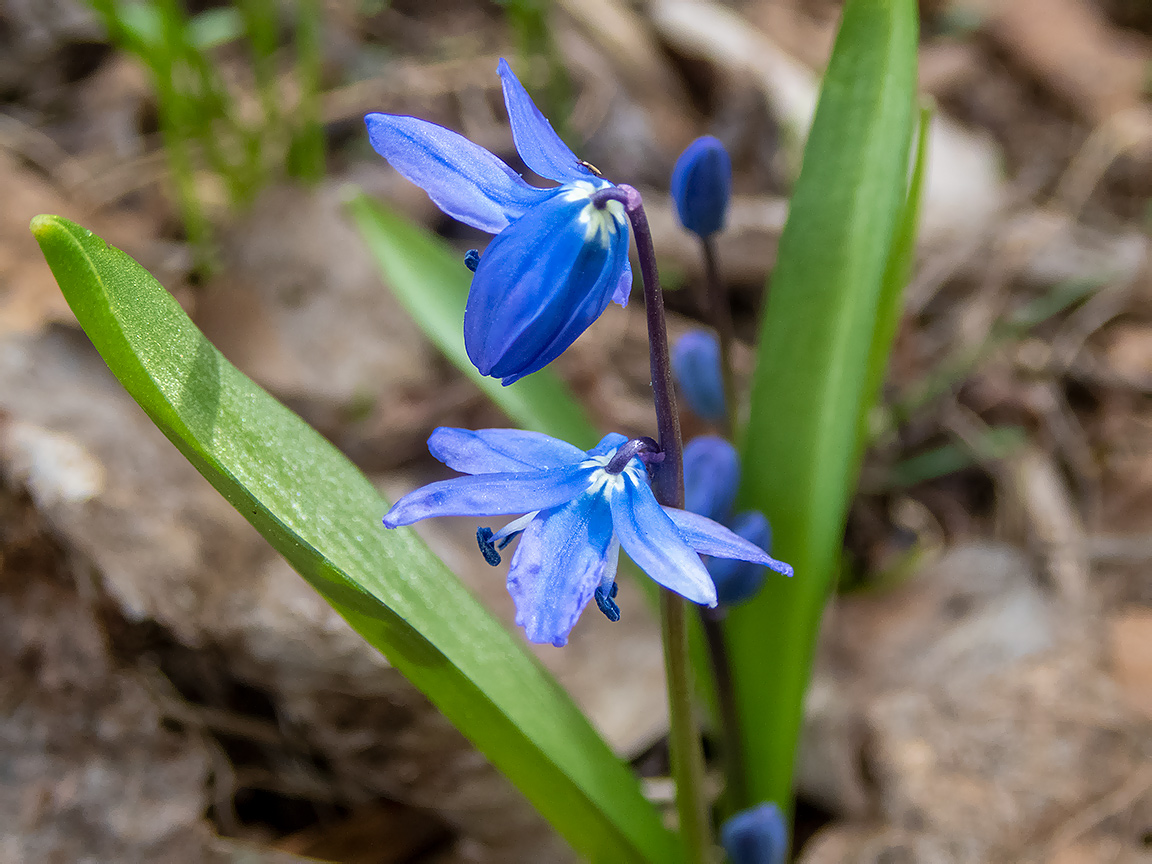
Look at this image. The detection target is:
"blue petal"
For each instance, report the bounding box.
[720,802,788,864]
[506,497,614,646]
[464,189,630,384]
[587,433,630,458]
[683,435,740,523]
[428,427,586,475]
[612,262,633,307]
[365,113,547,234]
[672,331,727,423]
[498,58,591,184]
[662,507,791,576]
[610,474,718,606]
[383,465,592,527]
[707,511,776,605]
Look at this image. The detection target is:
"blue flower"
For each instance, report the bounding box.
[682,436,790,606]
[365,60,633,386]
[720,802,788,864]
[383,428,779,646]
[672,330,727,424]
[671,135,732,238]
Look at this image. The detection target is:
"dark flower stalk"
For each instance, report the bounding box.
[592,184,711,863]
[698,236,739,436]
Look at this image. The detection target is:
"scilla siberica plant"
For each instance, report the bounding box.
[369,60,795,860]
[33,5,921,860]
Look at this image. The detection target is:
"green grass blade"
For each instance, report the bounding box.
[346,190,599,449]
[31,214,680,864]
[727,0,919,814]
[858,102,931,456]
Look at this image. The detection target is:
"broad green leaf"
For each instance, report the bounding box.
[346,191,599,450]
[727,0,919,814]
[32,214,679,864]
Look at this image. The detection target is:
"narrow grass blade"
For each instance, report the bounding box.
[32,214,680,864]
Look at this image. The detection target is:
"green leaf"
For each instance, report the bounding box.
[727,0,919,813]
[346,190,599,450]
[31,214,679,864]
[858,102,932,459]
[188,7,244,49]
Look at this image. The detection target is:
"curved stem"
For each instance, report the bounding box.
[597,184,711,863]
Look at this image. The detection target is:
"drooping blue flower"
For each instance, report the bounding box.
[682,436,786,606]
[720,802,788,864]
[365,60,633,386]
[672,330,727,423]
[671,135,732,238]
[383,427,788,646]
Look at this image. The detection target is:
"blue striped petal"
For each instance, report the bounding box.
[507,497,615,646]
[428,427,586,475]
[610,474,718,607]
[706,511,781,605]
[464,185,630,384]
[365,113,547,234]
[383,464,592,527]
[498,58,592,184]
[587,433,630,458]
[662,507,790,575]
[612,262,633,307]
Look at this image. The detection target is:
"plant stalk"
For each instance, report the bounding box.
[597,183,711,863]
[696,236,738,436]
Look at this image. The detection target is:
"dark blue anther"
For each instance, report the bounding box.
[476,527,502,565]
[594,582,620,621]
[605,436,662,475]
[464,249,481,272]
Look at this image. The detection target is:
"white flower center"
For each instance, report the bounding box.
[562,180,627,248]
[579,448,646,498]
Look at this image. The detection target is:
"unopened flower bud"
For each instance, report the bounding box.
[720,802,788,864]
[672,330,726,423]
[682,436,739,524]
[671,135,732,238]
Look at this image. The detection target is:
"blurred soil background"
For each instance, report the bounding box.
[1,0,1152,861]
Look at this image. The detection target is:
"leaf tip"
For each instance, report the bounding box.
[29,213,60,239]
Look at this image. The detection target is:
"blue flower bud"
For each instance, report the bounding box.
[708,510,773,606]
[720,802,788,864]
[671,135,732,238]
[672,330,726,423]
[682,436,739,524]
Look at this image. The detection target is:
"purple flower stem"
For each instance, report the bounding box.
[697,236,739,436]
[594,184,711,863]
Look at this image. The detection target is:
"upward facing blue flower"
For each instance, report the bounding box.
[365,60,633,386]
[383,428,780,646]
